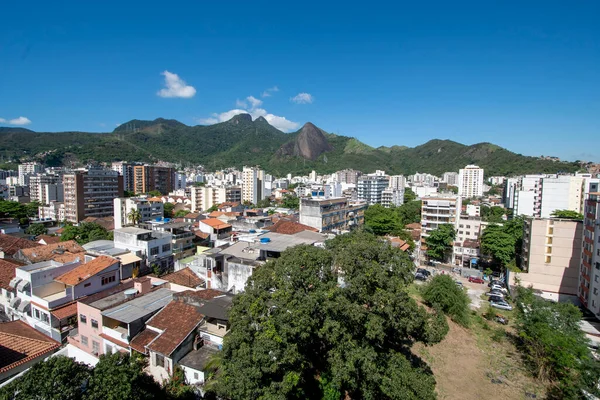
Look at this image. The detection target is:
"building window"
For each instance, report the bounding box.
[101,275,116,286]
[34,309,41,319]
[91,319,99,329]
[80,314,87,324]
[162,244,170,252]
[84,283,91,288]
[155,353,165,368]
[545,256,551,264]
[41,313,49,323]
[150,247,159,256]
[81,335,88,346]
[92,341,100,354]
[194,372,198,380]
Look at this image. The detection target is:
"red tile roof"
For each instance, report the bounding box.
[37,235,61,245]
[81,216,115,231]
[266,219,318,235]
[130,329,159,354]
[18,240,85,264]
[50,302,78,320]
[160,268,205,288]
[200,218,231,230]
[388,237,411,252]
[146,300,204,356]
[55,255,118,285]
[0,259,20,291]
[0,321,61,373]
[184,213,201,219]
[0,234,41,257]
[194,231,210,240]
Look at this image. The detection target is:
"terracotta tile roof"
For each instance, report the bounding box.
[50,302,79,320]
[266,219,318,235]
[208,211,224,218]
[0,321,61,373]
[147,197,163,202]
[160,268,205,288]
[18,240,85,264]
[218,202,240,208]
[55,255,118,285]
[405,223,421,230]
[99,333,129,349]
[55,227,65,235]
[194,231,210,240]
[0,259,21,291]
[200,218,231,230]
[37,235,61,245]
[184,213,201,219]
[82,217,115,231]
[146,301,204,356]
[388,237,411,252]
[0,234,41,257]
[130,329,159,354]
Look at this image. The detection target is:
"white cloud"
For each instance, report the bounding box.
[0,116,32,125]
[261,86,279,97]
[291,92,313,104]
[157,70,196,98]
[199,94,299,132]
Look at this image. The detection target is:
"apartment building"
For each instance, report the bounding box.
[540,175,585,218]
[39,201,65,221]
[420,196,462,239]
[335,169,362,185]
[190,186,227,212]
[18,162,43,186]
[381,188,404,208]
[458,165,484,199]
[442,172,459,186]
[29,174,64,204]
[299,197,366,233]
[114,197,164,229]
[388,175,406,190]
[357,175,389,205]
[411,172,437,186]
[113,227,173,273]
[580,192,600,315]
[133,165,175,195]
[242,166,265,205]
[111,162,136,192]
[150,222,195,261]
[515,218,582,301]
[63,167,124,223]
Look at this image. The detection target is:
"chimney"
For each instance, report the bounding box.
[134,277,152,294]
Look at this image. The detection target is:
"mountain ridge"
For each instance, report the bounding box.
[0,115,581,176]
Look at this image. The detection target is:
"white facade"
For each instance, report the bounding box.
[242,166,265,205]
[540,175,585,218]
[381,188,404,208]
[388,175,406,190]
[114,197,164,229]
[357,175,389,205]
[18,162,43,186]
[190,186,227,212]
[420,196,462,238]
[458,165,484,199]
[113,227,173,267]
[442,172,459,186]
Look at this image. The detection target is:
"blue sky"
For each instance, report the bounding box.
[1,1,598,161]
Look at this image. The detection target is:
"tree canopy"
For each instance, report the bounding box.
[281,194,299,210]
[163,202,175,218]
[480,205,506,223]
[214,230,447,400]
[480,216,524,270]
[60,222,113,245]
[422,274,470,327]
[425,224,456,262]
[551,209,584,220]
[25,223,48,236]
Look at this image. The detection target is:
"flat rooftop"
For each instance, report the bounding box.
[101,288,173,323]
[257,232,320,253]
[19,260,72,272]
[115,227,152,235]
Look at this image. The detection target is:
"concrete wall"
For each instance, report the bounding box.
[75,302,106,356]
[72,263,120,299]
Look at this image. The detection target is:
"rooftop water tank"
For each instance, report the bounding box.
[260,237,271,244]
[124,288,138,298]
[249,229,256,234]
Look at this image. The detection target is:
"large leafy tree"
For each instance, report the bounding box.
[480,216,524,270]
[215,231,445,400]
[515,287,600,399]
[281,195,299,210]
[480,205,505,223]
[364,204,403,236]
[422,274,470,327]
[25,223,48,236]
[425,224,456,262]
[60,222,112,245]
[551,209,584,220]
[0,356,91,400]
[163,202,175,218]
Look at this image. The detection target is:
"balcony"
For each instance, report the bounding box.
[102,325,129,344]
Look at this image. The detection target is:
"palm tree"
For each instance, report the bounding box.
[128,209,142,225]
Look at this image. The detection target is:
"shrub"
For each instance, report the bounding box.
[422,275,471,327]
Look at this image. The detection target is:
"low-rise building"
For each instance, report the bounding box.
[114,197,164,229]
[113,227,173,274]
[299,197,366,233]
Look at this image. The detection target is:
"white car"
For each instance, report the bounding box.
[490,301,513,311]
[491,284,508,293]
[485,290,505,298]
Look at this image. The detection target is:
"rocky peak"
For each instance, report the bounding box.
[276,122,333,160]
[230,113,253,124]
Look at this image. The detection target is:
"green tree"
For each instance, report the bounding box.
[163,365,195,400]
[128,209,142,225]
[206,204,219,212]
[163,202,175,218]
[515,287,600,399]
[404,187,417,202]
[124,190,136,198]
[0,355,91,400]
[0,200,29,220]
[481,205,505,223]
[551,209,584,220]
[148,190,162,197]
[480,217,524,270]
[174,209,189,218]
[60,222,112,245]
[256,197,272,208]
[216,231,443,400]
[25,223,48,236]
[86,353,164,400]
[364,204,403,236]
[422,274,471,327]
[281,195,300,210]
[396,200,422,225]
[25,200,41,218]
[425,224,456,262]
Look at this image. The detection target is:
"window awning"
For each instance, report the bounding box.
[8,277,22,289]
[9,296,21,308]
[17,280,30,292]
[17,300,30,313]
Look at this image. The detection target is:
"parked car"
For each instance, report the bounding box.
[485,290,505,298]
[488,280,506,288]
[488,295,505,303]
[455,280,463,287]
[491,284,508,293]
[414,273,428,281]
[490,300,513,311]
[417,268,431,277]
[468,276,485,284]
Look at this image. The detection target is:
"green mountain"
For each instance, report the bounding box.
[0,115,580,176]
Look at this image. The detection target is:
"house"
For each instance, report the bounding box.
[158,268,205,291]
[113,227,174,274]
[0,234,40,260]
[69,278,173,358]
[13,240,85,264]
[198,219,233,247]
[83,240,142,280]
[0,320,61,383]
[147,222,195,261]
[36,235,61,245]
[387,237,411,252]
[266,218,318,235]
[81,216,115,231]
[217,202,243,213]
[132,289,232,384]
[183,213,204,224]
[0,259,22,319]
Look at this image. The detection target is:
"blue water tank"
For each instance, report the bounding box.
[164,218,171,222]
[249,229,256,233]
[260,237,271,243]
[155,217,161,221]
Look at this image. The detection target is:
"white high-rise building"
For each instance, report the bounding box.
[357,175,389,205]
[540,175,585,218]
[381,188,404,208]
[190,186,227,212]
[388,175,406,190]
[114,197,164,229]
[458,165,484,199]
[242,166,265,204]
[442,172,459,186]
[29,174,64,204]
[18,162,43,186]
